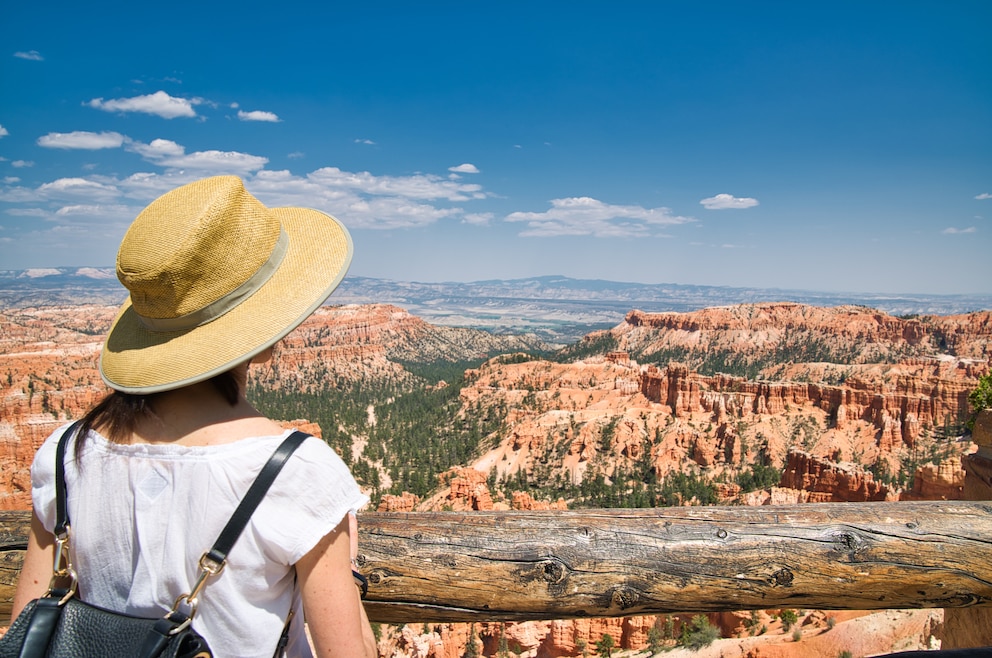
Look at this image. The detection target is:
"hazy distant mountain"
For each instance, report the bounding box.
[2,268,990,344]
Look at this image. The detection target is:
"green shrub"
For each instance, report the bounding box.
[968,372,992,431]
[678,615,720,651]
[595,633,616,657]
[779,608,799,631]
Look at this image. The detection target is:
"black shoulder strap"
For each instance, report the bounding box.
[204,430,309,564]
[55,425,310,561]
[54,421,84,537]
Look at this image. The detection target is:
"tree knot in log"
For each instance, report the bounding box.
[542,558,568,585]
[770,568,794,587]
[434,554,457,568]
[610,586,639,611]
[528,557,571,597]
[833,530,869,559]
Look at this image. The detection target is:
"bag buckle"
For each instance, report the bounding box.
[168,552,226,634]
[47,526,78,605]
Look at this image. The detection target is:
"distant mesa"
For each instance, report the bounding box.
[75,267,116,280]
[20,268,62,278]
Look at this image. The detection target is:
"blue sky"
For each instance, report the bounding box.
[1,1,989,295]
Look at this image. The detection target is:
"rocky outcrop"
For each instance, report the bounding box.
[639,362,979,450]
[778,449,893,502]
[377,492,422,512]
[902,457,965,501]
[619,304,992,362]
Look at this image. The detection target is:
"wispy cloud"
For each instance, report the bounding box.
[307,166,486,201]
[11,160,34,168]
[237,109,281,122]
[125,139,268,173]
[0,125,8,138]
[462,213,493,226]
[354,139,375,145]
[287,152,305,159]
[942,226,977,234]
[505,197,695,237]
[976,193,992,200]
[86,91,199,119]
[13,50,43,61]
[700,193,759,210]
[1,159,496,236]
[38,178,121,202]
[449,163,479,174]
[37,131,126,150]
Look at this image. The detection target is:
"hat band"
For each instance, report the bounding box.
[137,228,290,332]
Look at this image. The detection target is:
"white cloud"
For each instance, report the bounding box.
[505,197,695,238]
[0,125,8,138]
[53,204,135,222]
[449,163,479,174]
[125,139,268,173]
[976,193,992,200]
[12,160,34,168]
[462,213,493,226]
[2,159,496,240]
[243,169,482,230]
[354,139,375,145]
[237,110,281,122]
[3,176,20,183]
[5,208,49,217]
[14,50,43,61]
[126,138,185,159]
[37,131,126,150]
[287,152,305,159]
[336,195,461,229]
[37,177,121,202]
[700,193,759,210]
[942,226,977,234]
[168,150,269,171]
[308,166,486,201]
[87,91,198,119]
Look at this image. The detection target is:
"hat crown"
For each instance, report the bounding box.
[117,176,281,321]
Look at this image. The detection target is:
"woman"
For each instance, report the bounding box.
[12,176,377,657]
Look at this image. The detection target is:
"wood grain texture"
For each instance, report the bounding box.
[3,502,992,624]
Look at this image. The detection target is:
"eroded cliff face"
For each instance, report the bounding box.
[2,302,985,658]
[640,360,976,452]
[618,305,992,362]
[454,354,981,505]
[0,306,115,509]
[0,303,544,509]
[377,306,985,658]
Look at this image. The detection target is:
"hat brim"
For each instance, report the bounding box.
[100,207,352,394]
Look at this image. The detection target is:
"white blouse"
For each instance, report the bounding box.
[32,424,369,658]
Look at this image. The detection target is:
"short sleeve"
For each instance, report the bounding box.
[251,437,369,565]
[31,423,75,535]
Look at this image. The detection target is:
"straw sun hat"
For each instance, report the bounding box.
[100,175,352,394]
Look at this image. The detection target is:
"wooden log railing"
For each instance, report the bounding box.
[3,501,992,625]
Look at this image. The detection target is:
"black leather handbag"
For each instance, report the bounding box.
[1,422,309,658]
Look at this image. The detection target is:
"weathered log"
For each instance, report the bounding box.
[3,501,992,624]
[358,502,992,622]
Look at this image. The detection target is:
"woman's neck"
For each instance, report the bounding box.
[129,375,282,446]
